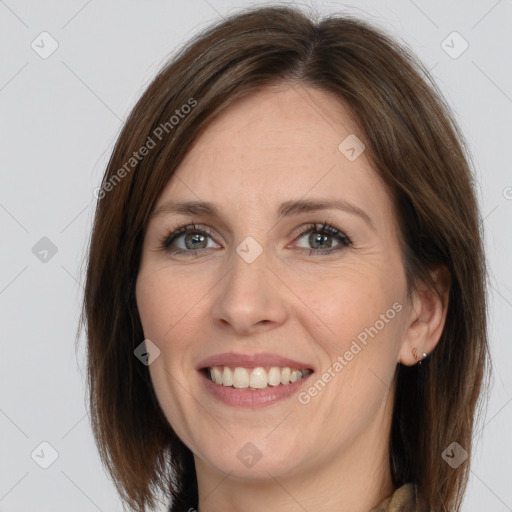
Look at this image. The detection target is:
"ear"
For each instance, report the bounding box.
[398,265,451,366]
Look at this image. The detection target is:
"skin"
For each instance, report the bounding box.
[136,83,449,512]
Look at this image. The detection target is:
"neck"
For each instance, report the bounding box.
[193,393,395,512]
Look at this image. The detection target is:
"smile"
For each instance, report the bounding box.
[206,366,312,389]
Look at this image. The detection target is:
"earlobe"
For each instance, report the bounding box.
[398,265,450,366]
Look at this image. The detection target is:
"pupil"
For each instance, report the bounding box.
[185,233,206,250]
[182,230,333,251]
[310,232,331,249]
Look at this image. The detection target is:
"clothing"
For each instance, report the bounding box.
[169,482,421,511]
[371,483,419,512]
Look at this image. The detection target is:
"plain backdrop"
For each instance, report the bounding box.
[0,1,511,511]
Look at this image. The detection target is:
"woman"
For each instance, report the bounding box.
[81,5,490,512]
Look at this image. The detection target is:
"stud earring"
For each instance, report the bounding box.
[412,346,428,365]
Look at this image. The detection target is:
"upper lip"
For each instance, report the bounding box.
[197,352,314,371]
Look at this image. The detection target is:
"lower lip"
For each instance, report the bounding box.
[199,370,313,408]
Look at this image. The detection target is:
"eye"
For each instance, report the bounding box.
[293,222,352,255]
[159,221,353,257]
[159,223,220,255]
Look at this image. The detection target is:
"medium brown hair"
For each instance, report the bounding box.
[80,5,490,511]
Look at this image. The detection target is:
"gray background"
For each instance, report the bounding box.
[0,0,511,511]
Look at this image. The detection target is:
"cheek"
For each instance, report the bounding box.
[304,266,406,407]
[303,276,403,417]
[136,265,200,343]
[307,269,399,345]
[136,276,166,342]
[136,268,200,438]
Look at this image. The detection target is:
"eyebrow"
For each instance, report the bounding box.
[151,198,375,231]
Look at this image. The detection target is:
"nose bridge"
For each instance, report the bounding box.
[225,237,270,305]
[212,236,287,332]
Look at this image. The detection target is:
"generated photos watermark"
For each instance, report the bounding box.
[94,98,197,200]
[298,301,403,404]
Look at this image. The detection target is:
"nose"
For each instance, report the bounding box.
[210,246,289,336]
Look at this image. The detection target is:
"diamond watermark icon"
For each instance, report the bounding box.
[338,134,365,161]
[134,339,161,366]
[31,441,59,469]
[31,31,59,59]
[441,442,468,468]
[441,31,469,59]
[237,442,262,468]
[236,236,263,264]
[32,237,58,263]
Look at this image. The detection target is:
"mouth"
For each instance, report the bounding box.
[196,352,315,408]
[203,366,313,390]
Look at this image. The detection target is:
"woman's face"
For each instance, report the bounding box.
[136,84,413,484]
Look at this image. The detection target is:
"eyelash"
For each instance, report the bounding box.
[158,221,353,257]
[160,221,352,256]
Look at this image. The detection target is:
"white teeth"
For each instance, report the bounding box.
[222,366,233,386]
[268,367,281,386]
[212,367,223,385]
[233,367,249,388]
[290,370,302,382]
[207,366,311,389]
[249,367,267,389]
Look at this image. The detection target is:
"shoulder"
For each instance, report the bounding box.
[371,483,425,512]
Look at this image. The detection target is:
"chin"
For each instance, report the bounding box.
[193,430,313,481]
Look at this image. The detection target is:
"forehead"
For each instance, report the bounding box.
[157,84,395,230]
